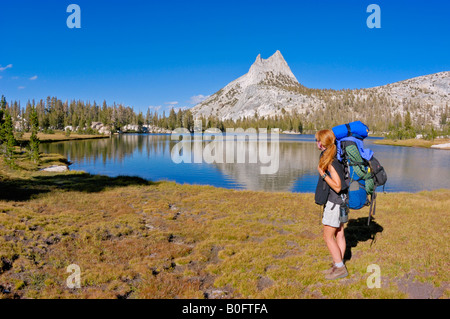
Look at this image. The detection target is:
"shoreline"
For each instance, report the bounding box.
[14,162,450,195]
[373,138,450,150]
[17,132,111,144]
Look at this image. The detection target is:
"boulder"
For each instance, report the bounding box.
[40,165,68,172]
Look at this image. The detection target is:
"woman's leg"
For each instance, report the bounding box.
[323,225,343,264]
[335,224,346,261]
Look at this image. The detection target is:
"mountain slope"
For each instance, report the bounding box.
[191,51,449,128]
[192,51,325,121]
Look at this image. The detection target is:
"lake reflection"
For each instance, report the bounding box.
[40,134,450,192]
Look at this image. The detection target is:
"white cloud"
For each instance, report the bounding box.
[172,106,190,112]
[189,94,209,105]
[148,105,162,111]
[165,101,179,106]
[29,75,38,80]
[18,86,25,90]
[148,104,190,115]
[0,76,2,79]
[0,64,12,71]
[11,76,19,80]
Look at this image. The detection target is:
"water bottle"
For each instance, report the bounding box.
[339,203,349,224]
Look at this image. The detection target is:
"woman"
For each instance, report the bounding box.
[315,129,348,280]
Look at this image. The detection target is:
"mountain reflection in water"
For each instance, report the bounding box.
[40,134,450,192]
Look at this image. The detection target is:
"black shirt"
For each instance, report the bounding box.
[315,158,348,206]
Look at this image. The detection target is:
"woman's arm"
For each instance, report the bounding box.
[318,164,342,193]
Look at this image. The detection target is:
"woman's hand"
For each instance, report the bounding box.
[317,165,325,177]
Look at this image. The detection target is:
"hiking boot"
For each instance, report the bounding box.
[325,265,348,280]
[322,262,347,275]
[322,263,335,275]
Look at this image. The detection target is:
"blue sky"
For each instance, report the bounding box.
[1,0,449,114]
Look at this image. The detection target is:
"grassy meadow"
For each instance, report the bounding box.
[0,154,449,299]
[16,131,110,144]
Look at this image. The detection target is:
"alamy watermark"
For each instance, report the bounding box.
[65,4,379,30]
[65,4,380,29]
[66,264,81,289]
[367,4,381,29]
[366,264,381,288]
[170,120,280,175]
[66,4,81,29]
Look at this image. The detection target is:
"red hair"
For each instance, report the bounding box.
[315,129,337,171]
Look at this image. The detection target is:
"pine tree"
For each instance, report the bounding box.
[168,108,176,130]
[404,111,412,130]
[3,111,16,163]
[29,105,40,163]
[0,95,5,143]
[0,96,17,166]
[176,109,183,129]
[145,108,151,126]
[136,111,144,128]
[183,110,194,132]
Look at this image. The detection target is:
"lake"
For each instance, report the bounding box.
[40,133,450,193]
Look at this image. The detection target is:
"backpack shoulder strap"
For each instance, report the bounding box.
[331,158,349,192]
[345,123,352,137]
[368,190,378,225]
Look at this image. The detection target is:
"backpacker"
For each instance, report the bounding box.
[332,121,388,225]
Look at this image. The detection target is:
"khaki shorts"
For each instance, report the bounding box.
[322,200,341,228]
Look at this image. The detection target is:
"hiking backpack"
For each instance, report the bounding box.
[332,121,387,225]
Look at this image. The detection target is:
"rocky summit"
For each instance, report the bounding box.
[192,50,314,121]
[191,51,449,127]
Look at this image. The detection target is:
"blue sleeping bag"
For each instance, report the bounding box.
[332,121,369,140]
[347,165,369,210]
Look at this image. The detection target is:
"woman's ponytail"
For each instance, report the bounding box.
[316,130,337,172]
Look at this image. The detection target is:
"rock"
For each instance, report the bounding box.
[142,125,172,134]
[122,124,141,132]
[206,290,228,299]
[257,276,274,291]
[98,126,111,135]
[40,165,68,172]
[121,124,172,134]
[431,143,450,149]
[91,122,111,135]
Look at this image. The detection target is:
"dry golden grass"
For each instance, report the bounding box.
[374,138,450,149]
[0,158,449,299]
[17,132,109,144]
